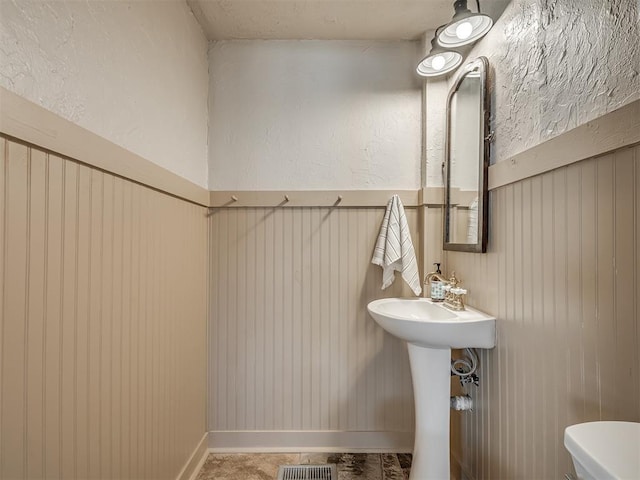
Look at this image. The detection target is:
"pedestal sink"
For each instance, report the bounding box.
[367,298,496,480]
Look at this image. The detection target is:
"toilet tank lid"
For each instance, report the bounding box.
[564,421,640,480]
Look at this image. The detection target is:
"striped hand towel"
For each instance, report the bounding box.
[371,195,422,296]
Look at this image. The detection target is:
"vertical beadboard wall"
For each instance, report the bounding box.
[208,206,438,445]
[446,144,640,479]
[0,136,208,480]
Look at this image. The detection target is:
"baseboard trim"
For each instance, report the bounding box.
[208,430,413,453]
[176,432,209,480]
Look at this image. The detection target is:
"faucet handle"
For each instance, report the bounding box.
[448,271,461,288]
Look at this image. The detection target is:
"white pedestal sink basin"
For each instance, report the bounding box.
[367,298,496,480]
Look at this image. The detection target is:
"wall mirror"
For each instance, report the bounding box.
[444,56,489,253]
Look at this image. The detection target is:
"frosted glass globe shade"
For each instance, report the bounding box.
[456,21,473,39]
[431,55,446,71]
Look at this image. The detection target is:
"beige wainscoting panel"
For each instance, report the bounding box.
[445,143,640,479]
[208,206,426,446]
[0,136,208,480]
[418,205,444,285]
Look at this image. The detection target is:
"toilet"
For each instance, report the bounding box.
[564,421,640,480]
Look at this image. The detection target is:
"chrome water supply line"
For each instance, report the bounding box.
[450,395,474,411]
[451,348,479,386]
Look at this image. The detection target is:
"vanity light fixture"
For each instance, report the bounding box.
[416,30,463,77]
[437,0,493,48]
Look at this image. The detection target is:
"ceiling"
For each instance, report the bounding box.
[186,0,511,41]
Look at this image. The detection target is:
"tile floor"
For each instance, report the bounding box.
[196,452,413,480]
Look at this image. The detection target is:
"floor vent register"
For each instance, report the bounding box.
[277,464,337,480]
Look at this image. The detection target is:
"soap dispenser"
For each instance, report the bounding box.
[426,263,446,302]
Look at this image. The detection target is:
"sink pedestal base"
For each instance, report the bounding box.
[407,343,451,480]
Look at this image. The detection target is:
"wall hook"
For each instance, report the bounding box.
[284,194,290,202]
[231,195,238,202]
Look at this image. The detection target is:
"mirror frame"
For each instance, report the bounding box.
[443,56,490,253]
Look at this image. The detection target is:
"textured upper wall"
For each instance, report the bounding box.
[425,0,640,186]
[208,40,422,190]
[481,0,640,164]
[0,0,209,188]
